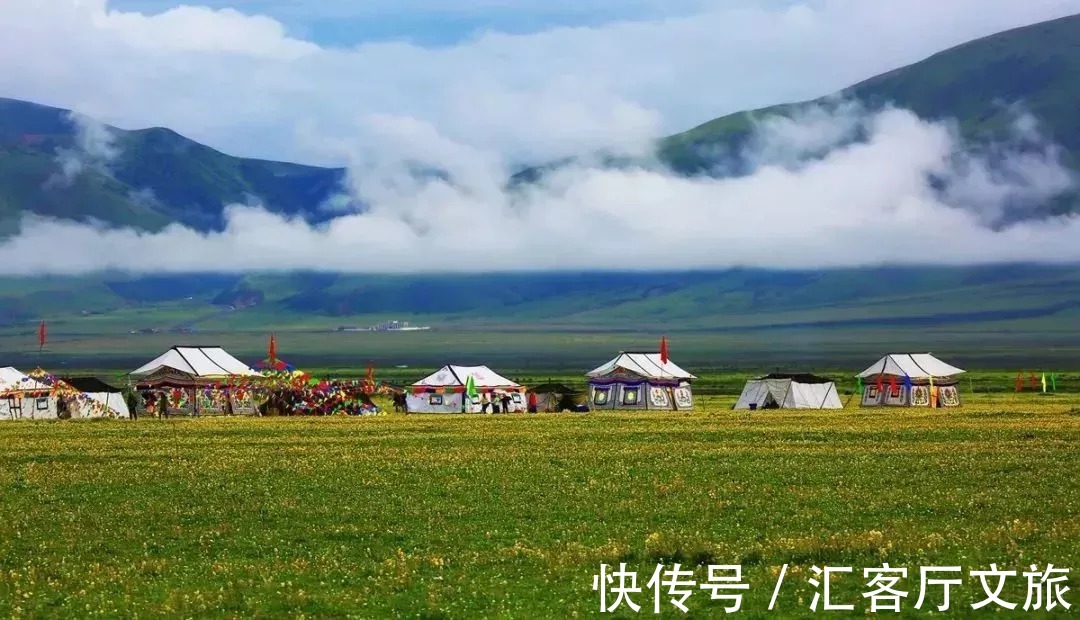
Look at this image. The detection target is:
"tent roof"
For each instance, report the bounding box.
[130,346,262,378]
[412,365,520,388]
[757,373,835,384]
[60,377,123,393]
[0,366,52,392]
[586,352,696,380]
[856,353,965,379]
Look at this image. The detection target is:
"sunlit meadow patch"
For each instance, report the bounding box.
[0,393,1078,616]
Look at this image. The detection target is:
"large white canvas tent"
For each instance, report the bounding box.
[586,352,696,410]
[0,367,59,420]
[131,346,262,379]
[129,346,262,416]
[60,377,132,419]
[857,353,965,407]
[407,365,526,413]
[733,374,843,410]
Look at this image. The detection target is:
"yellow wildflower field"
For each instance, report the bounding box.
[0,393,1078,617]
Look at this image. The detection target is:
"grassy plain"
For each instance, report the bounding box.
[4,324,1080,377]
[1,394,1078,617]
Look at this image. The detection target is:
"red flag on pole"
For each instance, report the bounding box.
[268,333,277,363]
[1015,371,1023,392]
[659,337,669,365]
[362,362,376,393]
[37,320,46,351]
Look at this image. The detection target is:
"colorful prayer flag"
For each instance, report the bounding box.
[465,375,478,399]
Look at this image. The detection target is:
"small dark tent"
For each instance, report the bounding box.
[529,382,588,412]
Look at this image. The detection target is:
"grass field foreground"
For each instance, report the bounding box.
[1,395,1078,617]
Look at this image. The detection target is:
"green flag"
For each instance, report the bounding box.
[465,375,478,399]
[1051,374,1058,392]
[856,376,863,393]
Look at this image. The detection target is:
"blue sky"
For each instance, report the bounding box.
[109,0,727,46]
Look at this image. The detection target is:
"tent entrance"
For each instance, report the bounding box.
[760,392,781,409]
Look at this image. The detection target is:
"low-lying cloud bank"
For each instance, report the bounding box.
[2,104,1077,275]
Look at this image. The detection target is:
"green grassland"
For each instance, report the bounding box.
[1,394,1078,617]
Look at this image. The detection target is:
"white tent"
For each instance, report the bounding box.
[733,374,843,410]
[407,365,525,413]
[857,353,965,407]
[130,346,262,416]
[72,392,131,419]
[857,353,965,379]
[0,366,59,420]
[586,352,696,410]
[59,377,131,419]
[131,346,262,378]
[586,352,696,382]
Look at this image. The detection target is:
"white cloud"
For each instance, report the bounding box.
[0,1,1078,274]
[2,105,1077,275]
[82,0,318,59]
[2,0,1078,162]
[44,111,120,188]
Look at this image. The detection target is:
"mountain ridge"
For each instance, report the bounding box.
[2,15,1080,332]
[658,12,1080,176]
[0,96,350,233]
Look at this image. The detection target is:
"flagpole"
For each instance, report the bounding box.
[37,319,46,364]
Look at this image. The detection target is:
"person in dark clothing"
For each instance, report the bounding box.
[501,393,512,413]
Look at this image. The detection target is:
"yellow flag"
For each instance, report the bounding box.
[1042,373,1047,393]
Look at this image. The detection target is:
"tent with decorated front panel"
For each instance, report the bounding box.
[0,366,59,420]
[856,353,965,407]
[59,377,132,419]
[407,365,526,413]
[128,346,262,416]
[586,351,696,411]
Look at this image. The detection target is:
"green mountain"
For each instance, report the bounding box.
[0,97,347,233]
[4,14,1079,232]
[2,15,1080,344]
[661,13,1080,176]
[509,13,1080,204]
